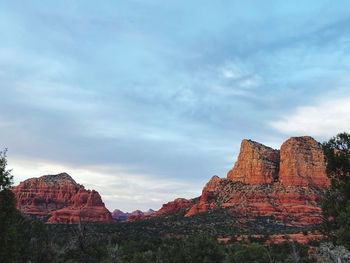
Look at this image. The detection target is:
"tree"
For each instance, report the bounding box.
[227,242,270,263]
[322,133,350,248]
[0,149,22,262]
[0,149,13,191]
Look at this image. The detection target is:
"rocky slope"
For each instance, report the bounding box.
[12,173,113,223]
[151,198,195,217]
[154,136,330,226]
[185,176,325,226]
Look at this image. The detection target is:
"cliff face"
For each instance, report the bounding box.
[12,173,113,223]
[279,136,329,188]
[155,136,330,226]
[227,140,280,184]
[226,136,329,188]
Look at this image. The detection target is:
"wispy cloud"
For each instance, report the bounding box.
[1,1,350,210]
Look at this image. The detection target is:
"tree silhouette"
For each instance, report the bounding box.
[0,149,21,262]
[322,133,350,248]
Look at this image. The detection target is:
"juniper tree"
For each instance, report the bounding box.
[322,133,350,248]
[0,149,21,262]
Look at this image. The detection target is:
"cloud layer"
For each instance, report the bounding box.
[270,97,350,140]
[1,1,350,210]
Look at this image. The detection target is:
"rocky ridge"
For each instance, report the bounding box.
[227,140,280,184]
[279,136,329,188]
[151,198,195,217]
[111,209,155,221]
[154,136,330,226]
[111,209,131,221]
[12,173,113,223]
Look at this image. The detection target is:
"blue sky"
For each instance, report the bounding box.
[1,1,350,211]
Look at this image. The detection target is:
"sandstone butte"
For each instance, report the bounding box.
[154,136,330,227]
[12,173,113,223]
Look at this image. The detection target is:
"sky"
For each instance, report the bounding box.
[1,1,350,212]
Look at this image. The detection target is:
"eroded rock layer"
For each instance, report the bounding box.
[279,136,329,188]
[185,176,325,226]
[155,136,330,226]
[227,140,280,184]
[12,173,113,223]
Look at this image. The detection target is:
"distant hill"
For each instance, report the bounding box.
[12,173,113,223]
[112,208,155,221]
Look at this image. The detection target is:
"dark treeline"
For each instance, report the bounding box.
[1,217,318,263]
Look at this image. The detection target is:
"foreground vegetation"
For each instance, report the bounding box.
[2,216,319,263]
[1,132,350,262]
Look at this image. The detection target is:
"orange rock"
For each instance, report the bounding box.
[185,176,226,217]
[148,136,331,227]
[227,140,280,184]
[279,136,329,188]
[12,173,113,223]
[152,198,193,217]
[48,206,113,224]
[183,179,326,226]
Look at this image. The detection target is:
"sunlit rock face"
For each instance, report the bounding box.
[227,140,280,184]
[184,178,325,226]
[156,136,330,226]
[185,175,226,217]
[279,136,330,188]
[12,173,113,223]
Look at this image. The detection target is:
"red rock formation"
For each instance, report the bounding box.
[12,173,113,223]
[48,206,113,224]
[185,179,325,226]
[126,210,145,221]
[155,136,330,227]
[186,176,225,217]
[227,140,280,184]
[279,136,329,188]
[143,209,156,216]
[152,198,193,217]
